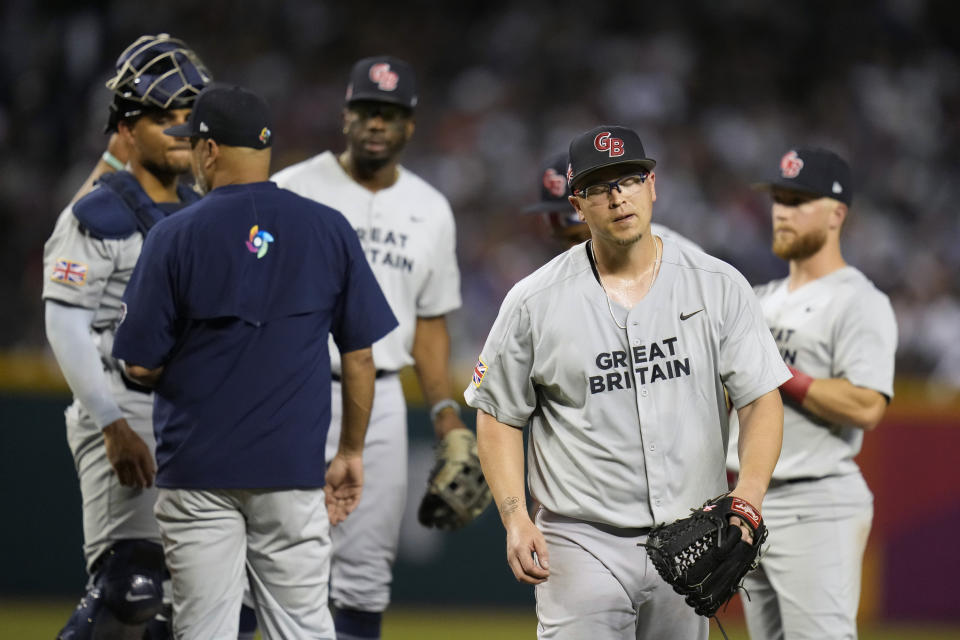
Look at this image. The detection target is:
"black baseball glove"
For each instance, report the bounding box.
[643,494,767,617]
[417,429,492,530]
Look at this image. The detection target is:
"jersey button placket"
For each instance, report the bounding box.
[633,322,663,515]
[630,335,644,404]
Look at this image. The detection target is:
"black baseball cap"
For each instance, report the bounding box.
[754,147,852,205]
[523,152,575,214]
[164,83,273,149]
[345,56,417,109]
[567,125,656,192]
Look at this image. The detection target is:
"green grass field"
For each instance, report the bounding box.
[2,601,957,639]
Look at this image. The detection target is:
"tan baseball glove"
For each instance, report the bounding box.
[417,429,492,529]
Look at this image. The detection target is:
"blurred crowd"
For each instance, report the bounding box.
[2,0,958,389]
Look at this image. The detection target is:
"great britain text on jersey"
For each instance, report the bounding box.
[590,336,692,394]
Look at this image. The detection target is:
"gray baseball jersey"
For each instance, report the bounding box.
[650,222,703,253]
[725,265,895,640]
[42,195,160,570]
[465,237,790,528]
[43,203,147,398]
[272,151,461,374]
[272,151,461,614]
[726,266,897,479]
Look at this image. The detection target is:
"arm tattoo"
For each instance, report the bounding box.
[500,496,521,516]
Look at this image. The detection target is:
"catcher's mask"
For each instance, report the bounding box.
[104,33,211,132]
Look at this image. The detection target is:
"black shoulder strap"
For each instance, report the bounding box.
[96,172,168,235]
[177,183,202,206]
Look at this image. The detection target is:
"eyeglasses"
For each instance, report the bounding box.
[574,172,649,201]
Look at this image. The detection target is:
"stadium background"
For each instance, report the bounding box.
[1,0,958,637]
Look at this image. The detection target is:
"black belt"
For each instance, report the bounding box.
[120,371,153,395]
[90,327,153,395]
[768,475,830,489]
[331,370,396,382]
[539,508,652,538]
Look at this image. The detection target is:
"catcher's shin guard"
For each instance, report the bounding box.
[57,540,166,640]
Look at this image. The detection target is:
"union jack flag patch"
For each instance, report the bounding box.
[472,358,487,388]
[51,259,88,286]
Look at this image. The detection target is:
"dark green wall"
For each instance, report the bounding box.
[0,393,533,606]
[0,393,86,595]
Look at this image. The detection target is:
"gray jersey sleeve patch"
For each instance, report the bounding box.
[464,286,536,427]
[42,207,117,310]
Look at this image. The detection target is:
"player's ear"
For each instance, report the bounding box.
[830,201,847,231]
[568,195,585,221]
[404,120,415,141]
[648,171,657,203]
[116,119,137,149]
[205,139,219,168]
[341,108,351,135]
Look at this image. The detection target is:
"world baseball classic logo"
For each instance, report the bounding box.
[369,63,399,91]
[245,225,275,259]
[780,150,804,178]
[594,132,625,157]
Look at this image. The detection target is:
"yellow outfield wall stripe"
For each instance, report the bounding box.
[0,350,71,394]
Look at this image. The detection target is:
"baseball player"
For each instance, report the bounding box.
[42,34,209,639]
[113,84,398,640]
[467,125,789,640]
[271,56,470,640]
[726,148,897,640]
[525,152,705,252]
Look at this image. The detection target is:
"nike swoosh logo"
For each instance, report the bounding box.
[680,309,704,321]
[125,592,154,602]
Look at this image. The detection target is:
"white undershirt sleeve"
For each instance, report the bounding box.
[44,300,123,429]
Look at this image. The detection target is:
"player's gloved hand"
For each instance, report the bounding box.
[325,452,364,526]
[643,494,767,618]
[431,403,467,439]
[417,428,493,529]
[103,418,156,489]
[505,515,550,585]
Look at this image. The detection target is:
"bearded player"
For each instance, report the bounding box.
[727,147,897,640]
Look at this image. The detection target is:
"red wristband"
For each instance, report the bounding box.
[779,365,813,404]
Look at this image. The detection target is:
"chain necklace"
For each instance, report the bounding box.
[592,237,662,330]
